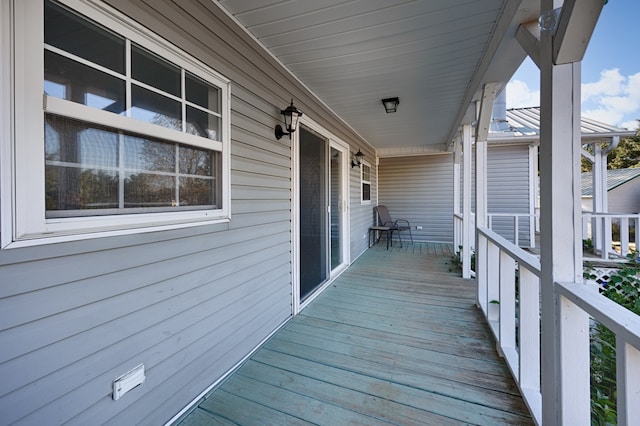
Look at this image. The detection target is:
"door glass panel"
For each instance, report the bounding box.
[299,127,327,301]
[330,147,342,270]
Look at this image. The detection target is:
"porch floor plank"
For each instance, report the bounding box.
[177,242,533,425]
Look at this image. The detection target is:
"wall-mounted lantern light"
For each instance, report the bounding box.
[381,97,400,113]
[351,149,364,168]
[275,99,303,140]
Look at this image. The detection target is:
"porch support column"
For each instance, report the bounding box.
[529,144,539,245]
[453,136,462,253]
[592,141,608,253]
[475,83,497,234]
[462,124,473,279]
[538,0,601,423]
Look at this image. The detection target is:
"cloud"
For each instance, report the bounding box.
[506,69,640,129]
[506,80,539,108]
[582,70,640,128]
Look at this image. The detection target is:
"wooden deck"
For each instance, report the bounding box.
[177,242,533,425]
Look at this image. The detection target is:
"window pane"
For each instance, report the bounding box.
[131,85,182,130]
[45,114,119,168]
[362,164,370,181]
[186,72,219,112]
[45,50,126,114]
[46,166,119,213]
[363,183,371,201]
[179,177,215,207]
[179,145,214,176]
[186,106,220,140]
[45,0,124,74]
[124,174,175,208]
[131,44,180,97]
[123,135,176,173]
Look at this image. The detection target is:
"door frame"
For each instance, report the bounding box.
[291,115,350,315]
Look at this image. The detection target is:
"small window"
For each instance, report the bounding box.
[7,0,231,245]
[361,162,372,203]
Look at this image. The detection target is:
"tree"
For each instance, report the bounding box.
[607,124,640,169]
[582,121,640,172]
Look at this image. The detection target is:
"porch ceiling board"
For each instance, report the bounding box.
[217,0,539,153]
[177,243,533,425]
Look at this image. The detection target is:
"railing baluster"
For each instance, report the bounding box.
[499,251,516,354]
[487,242,500,325]
[519,267,540,393]
[620,217,629,257]
[558,295,590,424]
[617,339,640,425]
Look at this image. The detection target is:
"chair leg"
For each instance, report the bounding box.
[409,227,413,243]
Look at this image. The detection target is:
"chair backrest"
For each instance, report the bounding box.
[375,205,392,226]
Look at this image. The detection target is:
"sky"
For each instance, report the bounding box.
[506,0,640,131]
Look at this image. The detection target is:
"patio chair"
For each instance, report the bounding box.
[374,205,414,247]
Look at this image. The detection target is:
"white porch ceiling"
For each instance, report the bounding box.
[218,0,539,155]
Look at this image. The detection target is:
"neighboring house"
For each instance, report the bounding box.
[582,168,640,213]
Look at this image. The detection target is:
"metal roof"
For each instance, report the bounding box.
[581,168,640,197]
[492,107,636,140]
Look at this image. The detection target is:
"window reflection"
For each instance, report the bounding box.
[131,85,182,131]
[45,0,125,74]
[45,114,217,217]
[45,50,126,113]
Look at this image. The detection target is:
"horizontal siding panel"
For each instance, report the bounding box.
[487,145,531,245]
[379,155,454,243]
[12,273,292,425]
[0,221,289,300]
[231,169,290,189]
[0,233,291,367]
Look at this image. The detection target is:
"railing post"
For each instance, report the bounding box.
[617,339,640,424]
[477,233,488,312]
[636,215,640,253]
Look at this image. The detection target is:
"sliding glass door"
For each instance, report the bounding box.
[298,126,348,303]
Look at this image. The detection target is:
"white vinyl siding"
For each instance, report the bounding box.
[487,145,532,246]
[379,155,453,243]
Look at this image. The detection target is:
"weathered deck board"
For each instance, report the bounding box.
[177,242,533,425]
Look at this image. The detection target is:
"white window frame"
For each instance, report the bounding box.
[360,161,372,204]
[2,0,231,248]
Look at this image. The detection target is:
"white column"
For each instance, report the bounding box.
[528,144,539,245]
[462,124,472,279]
[592,142,609,253]
[453,138,462,250]
[475,139,488,231]
[539,1,589,423]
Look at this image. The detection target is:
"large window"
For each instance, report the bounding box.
[5,0,230,245]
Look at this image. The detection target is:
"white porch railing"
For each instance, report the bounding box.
[453,213,472,252]
[477,226,640,425]
[453,212,536,252]
[583,213,640,260]
[487,213,537,248]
